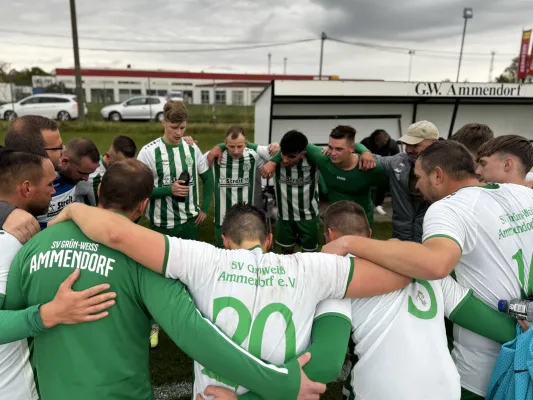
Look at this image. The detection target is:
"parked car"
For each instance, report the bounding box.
[0,94,88,121]
[100,96,167,122]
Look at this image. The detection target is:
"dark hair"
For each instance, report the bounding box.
[330,125,356,142]
[280,130,308,155]
[477,135,533,176]
[222,202,268,245]
[370,129,388,139]
[0,148,45,196]
[99,159,153,212]
[112,135,137,158]
[322,201,370,237]
[449,123,494,154]
[418,141,476,180]
[4,115,57,157]
[225,126,246,140]
[65,138,100,164]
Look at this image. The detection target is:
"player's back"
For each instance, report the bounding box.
[164,240,352,395]
[422,183,533,394]
[8,221,155,400]
[346,278,465,400]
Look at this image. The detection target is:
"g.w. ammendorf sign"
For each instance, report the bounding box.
[414,82,523,97]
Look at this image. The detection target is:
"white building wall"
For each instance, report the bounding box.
[52,75,267,105]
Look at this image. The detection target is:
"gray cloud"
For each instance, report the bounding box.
[0,0,528,82]
[307,0,533,42]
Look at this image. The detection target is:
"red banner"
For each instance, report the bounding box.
[528,45,533,76]
[518,30,532,79]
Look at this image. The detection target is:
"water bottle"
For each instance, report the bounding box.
[498,298,533,321]
[175,171,190,203]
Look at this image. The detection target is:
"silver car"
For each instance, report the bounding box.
[100,96,167,122]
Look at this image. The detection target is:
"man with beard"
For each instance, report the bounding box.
[4,116,99,230]
[321,140,533,400]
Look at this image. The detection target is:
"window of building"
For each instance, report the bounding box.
[232,90,244,106]
[215,90,226,105]
[90,88,114,103]
[201,90,210,104]
[146,89,157,96]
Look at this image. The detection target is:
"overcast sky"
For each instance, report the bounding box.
[1,0,532,82]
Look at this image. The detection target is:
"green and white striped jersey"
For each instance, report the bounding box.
[213,146,268,226]
[138,138,209,229]
[85,156,107,206]
[274,156,319,221]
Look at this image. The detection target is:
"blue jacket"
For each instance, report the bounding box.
[486,325,533,400]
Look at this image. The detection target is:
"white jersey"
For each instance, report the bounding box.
[343,276,470,400]
[212,146,268,226]
[37,173,89,229]
[164,237,353,395]
[84,157,107,206]
[423,183,533,396]
[0,231,38,400]
[138,138,209,229]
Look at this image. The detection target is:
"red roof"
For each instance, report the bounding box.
[195,81,268,88]
[54,68,334,81]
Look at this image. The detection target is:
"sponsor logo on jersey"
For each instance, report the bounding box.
[336,176,346,181]
[279,176,312,186]
[219,177,250,188]
[162,176,194,187]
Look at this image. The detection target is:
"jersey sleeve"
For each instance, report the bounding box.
[299,253,354,301]
[0,202,16,229]
[422,201,467,251]
[314,299,352,323]
[194,144,209,174]
[254,145,270,163]
[439,276,472,318]
[137,266,301,399]
[163,236,226,291]
[0,232,22,295]
[75,181,90,196]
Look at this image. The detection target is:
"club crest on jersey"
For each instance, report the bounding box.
[185,156,194,167]
[243,162,251,172]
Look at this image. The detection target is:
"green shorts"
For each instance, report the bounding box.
[214,225,224,248]
[461,387,484,400]
[275,217,319,252]
[150,219,199,240]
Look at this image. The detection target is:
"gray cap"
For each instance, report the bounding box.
[399,121,440,145]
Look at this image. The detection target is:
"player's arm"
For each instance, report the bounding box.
[322,235,460,281]
[1,207,40,244]
[1,246,116,344]
[441,277,517,344]
[236,312,351,400]
[138,267,311,400]
[49,203,167,274]
[321,203,464,280]
[367,158,388,188]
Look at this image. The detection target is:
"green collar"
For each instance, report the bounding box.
[161,137,183,148]
[246,245,262,251]
[457,182,500,192]
[101,156,108,170]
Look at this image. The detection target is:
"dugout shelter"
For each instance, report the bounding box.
[253,80,533,146]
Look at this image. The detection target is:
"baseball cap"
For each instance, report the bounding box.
[398,121,440,145]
